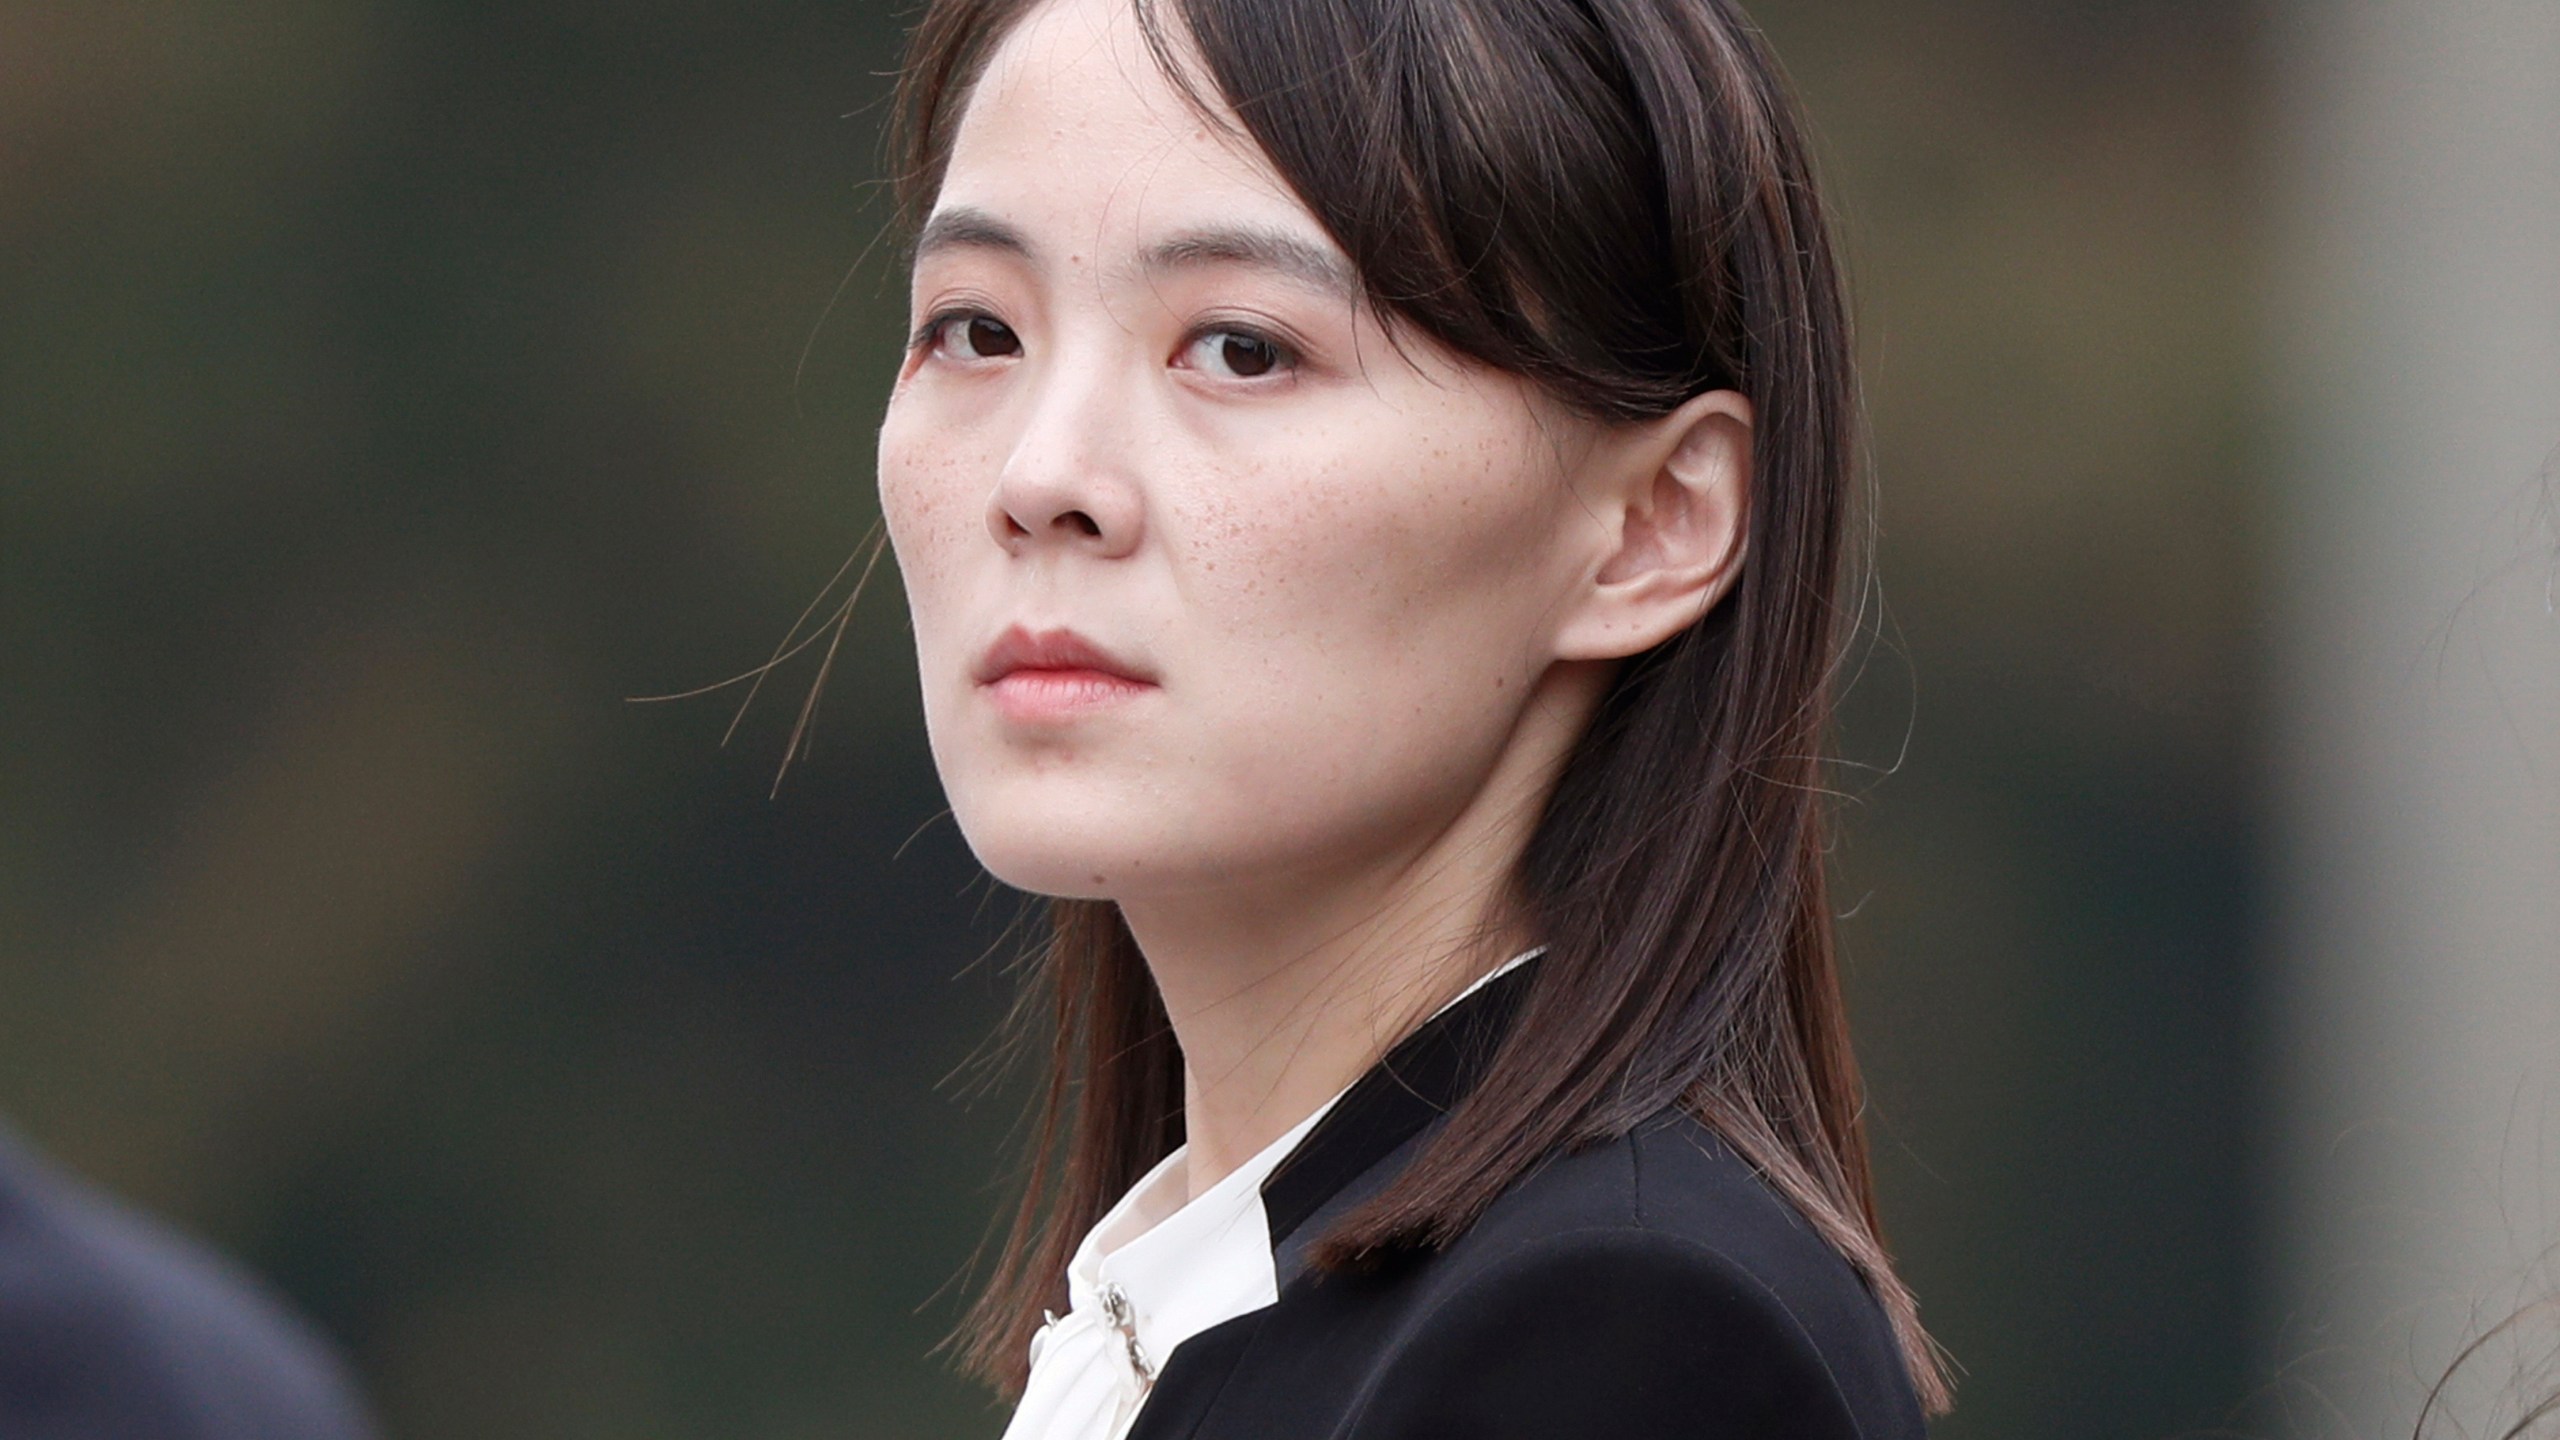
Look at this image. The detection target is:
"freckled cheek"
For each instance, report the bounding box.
[1165,478,1369,640]
[877,428,994,609]
[1179,458,1552,654]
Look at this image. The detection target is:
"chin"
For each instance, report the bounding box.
[963,828,1107,898]
[945,785,1168,901]
[933,743,1346,904]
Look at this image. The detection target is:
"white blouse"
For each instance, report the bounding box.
[999,948,1544,1440]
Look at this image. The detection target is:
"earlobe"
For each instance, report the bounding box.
[1558,389,1753,662]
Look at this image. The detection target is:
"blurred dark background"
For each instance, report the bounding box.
[0,2,2266,1436]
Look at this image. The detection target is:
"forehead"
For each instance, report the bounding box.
[937,0,1321,251]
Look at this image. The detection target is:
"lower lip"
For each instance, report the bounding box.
[982,667,1155,723]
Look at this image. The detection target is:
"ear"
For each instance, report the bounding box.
[1552,388,1753,662]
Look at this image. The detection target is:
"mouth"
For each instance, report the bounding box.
[972,625,1158,720]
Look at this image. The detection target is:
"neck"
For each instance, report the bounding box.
[1115,667,1598,1203]
[1124,851,1527,1202]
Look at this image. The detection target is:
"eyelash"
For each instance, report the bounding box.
[908,306,1001,358]
[907,305,1303,381]
[1179,322,1299,381]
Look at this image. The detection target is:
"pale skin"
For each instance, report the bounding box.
[877,0,1752,1203]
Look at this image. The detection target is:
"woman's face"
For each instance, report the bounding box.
[877,0,1623,904]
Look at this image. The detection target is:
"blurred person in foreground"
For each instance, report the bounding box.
[0,1122,376,1439]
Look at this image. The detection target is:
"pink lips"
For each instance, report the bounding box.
[973,625,1157,722]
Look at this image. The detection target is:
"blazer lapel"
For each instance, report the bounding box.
[1259,960,1534,1278]
[1126,962,1538,1440]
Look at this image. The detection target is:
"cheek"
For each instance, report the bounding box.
[877,408,987,628]
[1156,414,1577,838]
[1175,422,1566,663]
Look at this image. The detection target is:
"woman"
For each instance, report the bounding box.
[875,0,1950,1434]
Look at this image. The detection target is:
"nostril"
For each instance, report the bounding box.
[990,495,1114,548]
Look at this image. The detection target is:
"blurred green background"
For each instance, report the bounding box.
[0,2,2264,1436]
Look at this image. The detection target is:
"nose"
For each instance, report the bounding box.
[986,369,1144,559]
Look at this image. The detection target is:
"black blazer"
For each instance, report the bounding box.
[1125,967,1926,1440]
[0,1123,376,1440]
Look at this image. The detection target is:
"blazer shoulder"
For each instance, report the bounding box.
[1349,1115,1923,1440]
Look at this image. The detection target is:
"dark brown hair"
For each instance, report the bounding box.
[892,0,1950,1412]
[2416,1296,2560,1440]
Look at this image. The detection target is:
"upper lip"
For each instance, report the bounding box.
[972,625,1157,685]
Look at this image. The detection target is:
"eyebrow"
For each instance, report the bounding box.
[913,205,1032,263]
[913,206,1361,305]
[1139,225,1361,304]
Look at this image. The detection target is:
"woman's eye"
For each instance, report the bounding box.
[929,312,1021,361]
[1184,328,1292,380]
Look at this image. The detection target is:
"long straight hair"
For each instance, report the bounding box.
[893,0,1950,1412]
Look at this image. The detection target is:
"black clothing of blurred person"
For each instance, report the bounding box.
[0,1122,376,1439]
